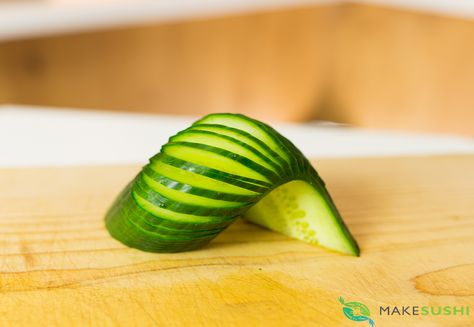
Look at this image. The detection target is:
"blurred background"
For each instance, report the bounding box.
[1,0,474,136]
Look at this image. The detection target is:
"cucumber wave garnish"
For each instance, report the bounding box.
[105,113,359,255]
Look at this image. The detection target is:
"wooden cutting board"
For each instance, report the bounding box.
[0,156,473,326]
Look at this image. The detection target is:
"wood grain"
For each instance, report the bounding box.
[0,156,473,326]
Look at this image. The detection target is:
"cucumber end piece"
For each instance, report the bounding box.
[243,179,360,256]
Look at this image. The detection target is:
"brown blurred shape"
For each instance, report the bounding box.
[0,3,473,136]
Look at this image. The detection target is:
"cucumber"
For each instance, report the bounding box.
[105,113,359,255]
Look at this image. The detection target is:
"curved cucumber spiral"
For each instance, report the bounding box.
[105,113,359,255]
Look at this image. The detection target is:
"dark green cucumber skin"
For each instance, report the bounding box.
[105,189,226,253]
[105,113,360,254]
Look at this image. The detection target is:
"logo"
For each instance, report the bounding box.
[339,297,375,327]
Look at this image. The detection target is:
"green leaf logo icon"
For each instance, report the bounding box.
[339,297,375,327]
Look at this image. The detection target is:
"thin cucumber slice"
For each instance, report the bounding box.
[106,113,359,255]
[146,160,260,197]
[133,190,233,225]
[157,154,271,191]
[143,166,259,203]
[121,204,226,238]
[194,114,290,164]
[134,174,252,217]
[254,120,303,175]
[128,192,233,230]
[189,124,287,170]
[106,211,222,252]
[162,143,275,183]
[170,130,282,175]
[141,173,248,208]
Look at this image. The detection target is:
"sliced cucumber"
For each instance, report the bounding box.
[141,173,248,209]
[189,124,287,171]
[156,154,271,192]
[145,160,260,197]
[106,113,359,255]
[194,114,290,164]
[170,130,281,174]
[162,143,274,183]
[244,180,358,255]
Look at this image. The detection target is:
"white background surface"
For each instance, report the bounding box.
[1,0,474,41]
[1,105,473,168]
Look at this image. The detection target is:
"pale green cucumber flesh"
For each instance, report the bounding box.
[244,179,359,256]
